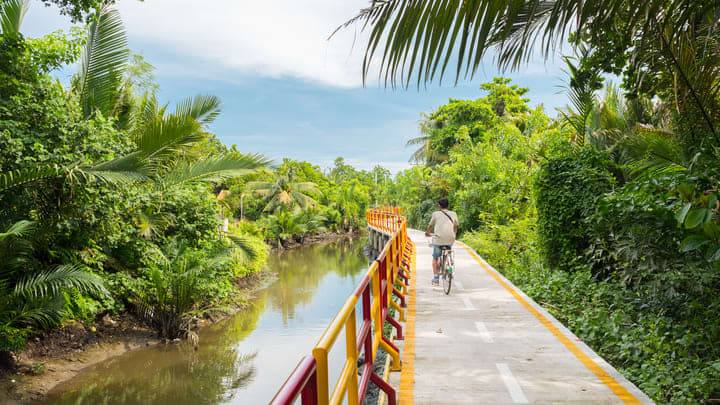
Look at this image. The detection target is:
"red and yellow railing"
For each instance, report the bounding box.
[271,207,414,405]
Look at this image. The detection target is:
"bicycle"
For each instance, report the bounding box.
[427,235,454,295]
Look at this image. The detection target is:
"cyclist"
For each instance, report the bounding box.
[424,198,458,285]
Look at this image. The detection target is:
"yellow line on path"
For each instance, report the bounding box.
[457,242,642,405]
[398,246,416,405]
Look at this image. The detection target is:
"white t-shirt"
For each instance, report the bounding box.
[429,210,458,245]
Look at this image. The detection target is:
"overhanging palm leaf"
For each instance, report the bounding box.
[0,0,30,35]
[154,154,268,193]
[77,6,129,119]
[341,0,697,88]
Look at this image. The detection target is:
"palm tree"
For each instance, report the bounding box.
[246,172,322,213]
[407,113,446,165]
[556,46,604,145]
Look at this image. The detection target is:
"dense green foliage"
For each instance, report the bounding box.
[384,74,720,401]
[352,0,720,401]
[0,2,392,353]
[0,3,271,350]
[534,148,615,271]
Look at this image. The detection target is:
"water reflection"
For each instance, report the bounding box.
[37,235,368,405]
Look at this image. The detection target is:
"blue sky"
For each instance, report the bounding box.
[23,0,571,173]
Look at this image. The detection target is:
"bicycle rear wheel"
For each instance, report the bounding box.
[442,257,452,295]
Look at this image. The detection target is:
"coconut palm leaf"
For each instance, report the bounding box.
[14,264,108,299]
[133,114,207,175]
[0,220,34,241]
[154,154,267,193]
[0,220,35,274]
[624,128,687,177]
[341,0,706,88]
[7,295,66,330]
[293,182,322,196]
[0,165,64,193]
[77,6,129,119]
[0,0,30,35]
[175,95,222,125]
[226,232,260,264]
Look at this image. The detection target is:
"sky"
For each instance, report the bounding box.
[22,0,572,174]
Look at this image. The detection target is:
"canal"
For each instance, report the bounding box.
[36,235,369,405]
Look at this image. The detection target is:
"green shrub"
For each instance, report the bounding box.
[534,147,615,270]
[501,260,720,403]
[462,217,536,270]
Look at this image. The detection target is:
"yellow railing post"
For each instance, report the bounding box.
[345,309,359,405]
[313,347,329,405]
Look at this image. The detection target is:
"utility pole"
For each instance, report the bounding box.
[240,193,245,220]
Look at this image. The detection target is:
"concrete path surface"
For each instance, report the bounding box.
[387,229,653,405]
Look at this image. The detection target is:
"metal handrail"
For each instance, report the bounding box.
[270,207,414,405]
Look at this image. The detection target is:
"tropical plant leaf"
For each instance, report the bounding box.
[684,208,710,229]
[174,95,222,125]
[154,154,267,193]
[681,235,709,252]
[0,165,64,192]
[77,6,129,119]
[226,232,260,264]
[14,264,108,299]
[0,0,30,35]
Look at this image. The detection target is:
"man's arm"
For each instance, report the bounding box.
[425,214,435,237]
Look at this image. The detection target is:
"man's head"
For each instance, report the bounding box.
[437,198,449,209]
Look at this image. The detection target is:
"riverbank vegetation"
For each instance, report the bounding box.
[0,1,387,361]
[345,1,720,402]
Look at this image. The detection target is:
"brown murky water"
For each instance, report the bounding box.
[35,236,369,405]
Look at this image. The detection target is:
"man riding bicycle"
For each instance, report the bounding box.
[424,198,458,286]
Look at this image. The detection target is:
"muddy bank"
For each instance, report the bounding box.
[268,229,363,250]
[0,272,276,404]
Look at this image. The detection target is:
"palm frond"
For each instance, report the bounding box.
[624,127,687,177]
[77,6,129,119]
[10,298,65,329]
[133,114,205,166]
[0,165,64,193]
[154,154,267,193]
[341,0,581,87]
[245,181,273,193]
[342,0,691,88]
[174,95,222,125]
[226,232,260,264]
[14,264,108,299]
[0,220,35,241]
[0,0,30,35]
[0,220,35,273]
[294,182,322,196]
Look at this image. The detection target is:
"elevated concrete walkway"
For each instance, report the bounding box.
[386,229,653,405]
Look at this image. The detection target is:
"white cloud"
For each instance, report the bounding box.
[115,0,371,88]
